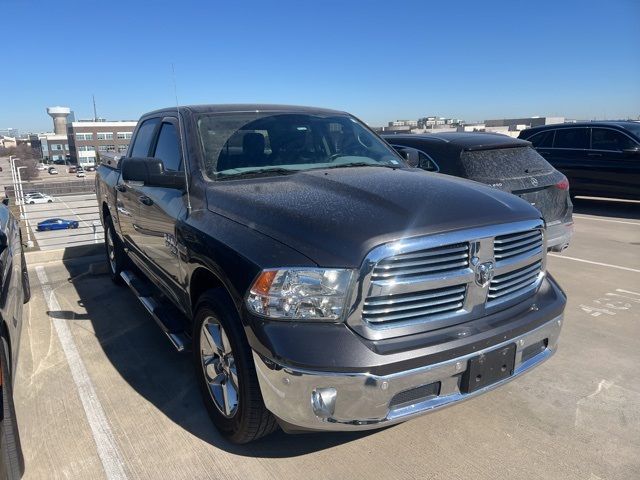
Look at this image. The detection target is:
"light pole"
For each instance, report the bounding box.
[9,155,17,203]
[16,166,33,247]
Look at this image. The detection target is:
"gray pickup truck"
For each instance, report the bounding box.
[96,104,566,443]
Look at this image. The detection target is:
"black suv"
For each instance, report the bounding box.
[382,133,574,252]
[518,122,640,200]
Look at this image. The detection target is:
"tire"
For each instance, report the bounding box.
[21,250,30,304]
[104,216,128,285]
[29,201,34,205]
[0,337,24,479]
[47,200,52,203]
[193,289,278,444]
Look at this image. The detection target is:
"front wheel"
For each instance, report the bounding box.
[47,200,52,203]
[193,290,277,444]
[29,201,34,205]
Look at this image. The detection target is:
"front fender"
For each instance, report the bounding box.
[179,209,316,320]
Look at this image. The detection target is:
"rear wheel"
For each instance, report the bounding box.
[193,290,277,443]
[104,216,128,284]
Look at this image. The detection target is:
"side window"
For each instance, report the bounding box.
[529,130,555,148]
[553,128,589,149]
[153,122,181,171]
[417,150,438,172]
[392,145,438,171]
[130,118,160,157]
[591,128,637,151]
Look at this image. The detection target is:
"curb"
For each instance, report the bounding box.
[25,244,104,265]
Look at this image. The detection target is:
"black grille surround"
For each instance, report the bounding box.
[349,221,547,341]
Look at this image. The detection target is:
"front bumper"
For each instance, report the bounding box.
[254,314,562,431]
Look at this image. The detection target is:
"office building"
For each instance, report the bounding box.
[67,120,137,166]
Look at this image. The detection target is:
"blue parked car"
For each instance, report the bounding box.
[36,218,79,231]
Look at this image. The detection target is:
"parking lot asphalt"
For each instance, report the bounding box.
[14,197,640,480]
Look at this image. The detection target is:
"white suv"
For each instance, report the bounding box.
[24,193,53,204]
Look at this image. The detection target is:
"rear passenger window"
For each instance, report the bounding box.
[130,118,160,157]
[153,122,181,171]
[591,128,637,151]
[553,128,589,149]
[529,130,555,148]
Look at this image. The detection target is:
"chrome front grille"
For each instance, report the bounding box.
[362,284,466,324]
[488,261,543,302]
[349,220,546,340]
[371,243,469,280]
[494,229,543,261]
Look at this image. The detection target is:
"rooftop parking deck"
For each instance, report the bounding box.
[13,197,640,480]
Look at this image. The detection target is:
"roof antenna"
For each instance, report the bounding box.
[172,63,192,213]
[92,94,98,121]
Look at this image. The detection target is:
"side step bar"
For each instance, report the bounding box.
[120,270,189,352]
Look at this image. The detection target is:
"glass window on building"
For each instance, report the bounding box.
[117,144,129,153]
[97,133,114,140]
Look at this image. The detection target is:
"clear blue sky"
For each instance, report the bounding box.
[1,0,639,133]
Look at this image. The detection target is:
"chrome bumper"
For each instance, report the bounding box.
[546,221,574,252]
[253,315,563,431]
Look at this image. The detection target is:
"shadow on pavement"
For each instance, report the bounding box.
[572,196,640,220]
[55,255,376,458]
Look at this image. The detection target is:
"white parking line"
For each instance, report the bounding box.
[548,254,640,273]
[573,215,640,226]
[35,266,128,480]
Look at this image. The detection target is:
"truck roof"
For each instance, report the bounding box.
[143,104,348,117]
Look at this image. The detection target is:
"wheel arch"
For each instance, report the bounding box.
[189,266,238,317]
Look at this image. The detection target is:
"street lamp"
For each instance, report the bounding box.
[9,155,17,200]
[15,166,33,247]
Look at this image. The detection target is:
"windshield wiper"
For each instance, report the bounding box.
[217,168,298,179]
[322,162,399,170]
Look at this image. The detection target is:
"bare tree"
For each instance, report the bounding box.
[8,144,40,181]
[15,158,39,181]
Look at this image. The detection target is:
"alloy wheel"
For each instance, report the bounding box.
[106,227,117,273]
[200,316,239,418]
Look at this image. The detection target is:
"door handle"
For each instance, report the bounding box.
[115,184,126,192]
[138,195,154,206]
[587,153,602,157]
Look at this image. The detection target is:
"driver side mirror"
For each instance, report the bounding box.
[121,157,185,189]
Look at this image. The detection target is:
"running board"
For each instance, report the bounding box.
[120,270,189,352]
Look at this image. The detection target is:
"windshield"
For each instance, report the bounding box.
[197,112,405,178]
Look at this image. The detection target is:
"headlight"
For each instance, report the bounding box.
[246,268,354,321]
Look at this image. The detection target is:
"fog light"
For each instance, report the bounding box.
[311,388,337,419]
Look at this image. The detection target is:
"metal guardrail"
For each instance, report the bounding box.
[4,179,95,199]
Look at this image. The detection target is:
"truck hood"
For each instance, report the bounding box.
[205,167,542,267]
